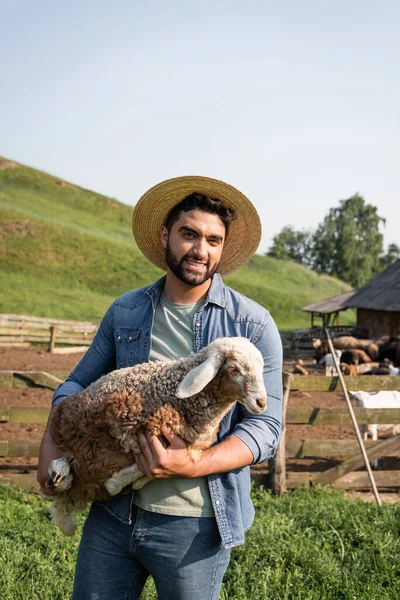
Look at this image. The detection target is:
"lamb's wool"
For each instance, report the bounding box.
[46,337,267,535]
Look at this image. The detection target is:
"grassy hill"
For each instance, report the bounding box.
[0,157,352,330]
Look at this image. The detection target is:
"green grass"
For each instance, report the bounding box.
[0,158,352,329]
[1,485,400,599]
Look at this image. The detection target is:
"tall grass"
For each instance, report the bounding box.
[1,485,399,599]
[0,159,352,330]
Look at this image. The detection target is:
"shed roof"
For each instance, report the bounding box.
[302,290,356,314]
[344,259,400,311]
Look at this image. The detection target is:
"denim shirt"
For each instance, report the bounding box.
[52,273,283,549]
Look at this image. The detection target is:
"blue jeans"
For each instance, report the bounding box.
[72,502,231,600]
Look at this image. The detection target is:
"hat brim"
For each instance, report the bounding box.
[132,176,261,276]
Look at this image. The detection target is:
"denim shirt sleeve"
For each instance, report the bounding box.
[52,303,117,406]
[231,313,283,464]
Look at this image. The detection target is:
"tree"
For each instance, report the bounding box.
[267,226,314,266]
[312,194,385,287]
[380,243,400,270]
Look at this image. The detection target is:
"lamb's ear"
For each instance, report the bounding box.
[176,355,222,398]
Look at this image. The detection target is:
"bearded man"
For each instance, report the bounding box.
[38,176,283,600]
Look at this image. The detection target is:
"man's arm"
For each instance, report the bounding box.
[37,408,64,494]
[135,427,254,480]
[37,303,117,492]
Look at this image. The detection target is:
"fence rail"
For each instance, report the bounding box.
[271,373,400,494]
[2,372,400,492]
[0,314,98,352]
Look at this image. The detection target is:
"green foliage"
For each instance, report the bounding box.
[267,226,314,267]
[2,485,400,599]
[380,243,400,271]
[0,159,352,330]
[267,194,392,288]
[313,194,385,287]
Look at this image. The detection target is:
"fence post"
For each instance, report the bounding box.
[272,372,292,495]
[48,326,57,353]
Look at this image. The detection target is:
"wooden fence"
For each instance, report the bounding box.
[1,371,400,491]
[271,373,400,493]
[0,314,98,352]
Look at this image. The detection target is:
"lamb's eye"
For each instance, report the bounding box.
[228,366,240,376]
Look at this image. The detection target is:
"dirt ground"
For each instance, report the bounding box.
[0,347,398,503]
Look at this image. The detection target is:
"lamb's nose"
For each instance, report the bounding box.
[256,397,266,409]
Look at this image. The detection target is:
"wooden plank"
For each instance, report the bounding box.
[271,372,292,495]
[0,407,10,422]
[52,346,88,354]
[286,407,400,425]
[0,321,97,332]
[291,375,400,392]
[0,372,13,388]
[286,470,400,489]
[49,326,57,353]
[286,439,400,458]
[0,371,70,388]
[312,435,400,486]
[0,343,30,348]
[1,407,50,424]
[0,335,51,343]
[0,473,38,491]
[0,328,51,335]
[0,440,40,457]
[0,335,92,345]
[0,313,97,327]
[13,372,64,390]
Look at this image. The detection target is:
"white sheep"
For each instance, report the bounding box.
[351,390,400,468]
[44,337,267,536]
[320,350,342,376]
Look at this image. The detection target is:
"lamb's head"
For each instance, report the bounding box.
[176,337,267,414]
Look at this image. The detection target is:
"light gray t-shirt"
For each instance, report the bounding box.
[133,294,215,517]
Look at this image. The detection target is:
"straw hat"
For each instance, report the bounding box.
[132,175,261,275]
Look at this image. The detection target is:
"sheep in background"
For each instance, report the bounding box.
[320,350,342,376]
[44,337,267,536]
[340,363,359,376]
[350,390,400,468]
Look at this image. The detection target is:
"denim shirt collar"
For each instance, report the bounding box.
[144,273,225,308]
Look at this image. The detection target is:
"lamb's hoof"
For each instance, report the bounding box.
[104,476,124,497]
[46,457,73,491]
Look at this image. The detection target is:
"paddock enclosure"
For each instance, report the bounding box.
[0,314,98,353]
[1,350,400,494]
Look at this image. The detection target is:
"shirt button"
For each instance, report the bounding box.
[195,322,201,327]
[215,500,220,505]
[128,337,132,341]
[117,336,121,341]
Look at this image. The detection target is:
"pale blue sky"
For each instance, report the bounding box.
[1,1,399,253]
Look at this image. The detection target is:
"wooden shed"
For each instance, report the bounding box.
[302,290,355,328]
[343,259,400,339]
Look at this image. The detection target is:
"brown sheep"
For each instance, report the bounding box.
[44,337,267,536]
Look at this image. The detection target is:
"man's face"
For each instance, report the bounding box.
[161,209,226,287]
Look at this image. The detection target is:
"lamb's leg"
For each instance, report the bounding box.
[45,457,73,492]
[370,426,379,469]
[50,497,77,536]
[105,464,151,495]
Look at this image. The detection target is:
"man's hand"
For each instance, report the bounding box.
[37,426,64,496]
[135,426,198,480]
[135,426,255,481]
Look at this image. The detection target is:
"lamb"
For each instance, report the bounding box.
[44,337,267,536]
[320,350,342,376]
[350,390,400,468]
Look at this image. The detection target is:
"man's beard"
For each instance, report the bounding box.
[165,245,220,287]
